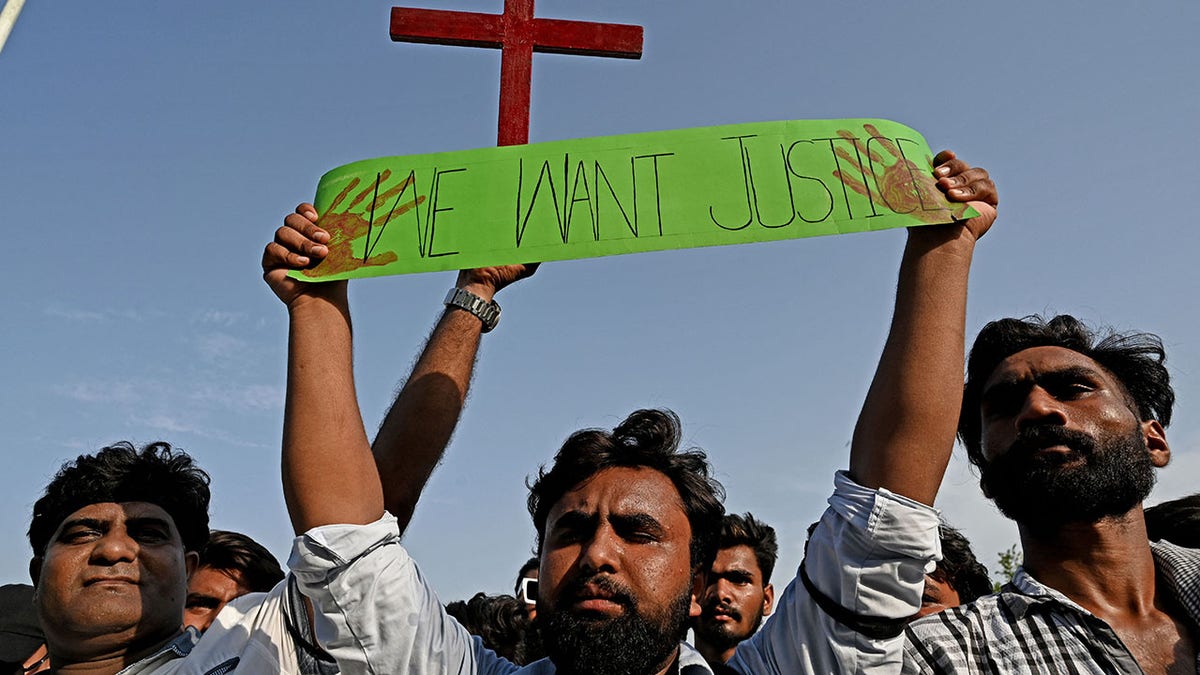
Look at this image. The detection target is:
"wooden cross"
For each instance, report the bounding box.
[390,0,643,146]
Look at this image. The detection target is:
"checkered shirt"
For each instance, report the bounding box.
[902,541,1200,673]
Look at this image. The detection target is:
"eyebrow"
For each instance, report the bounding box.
[185,593,222,609]
[550,510,666,537]
[982,365,1105,401]
[57,516,173,535]
[551,510,597,531]
[609,512,666,536]
[58,518,108,533]
[712,567,755,580]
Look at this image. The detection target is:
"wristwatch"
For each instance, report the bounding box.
[444,287,501,333]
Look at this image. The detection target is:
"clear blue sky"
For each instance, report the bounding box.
[2,1,1198,603]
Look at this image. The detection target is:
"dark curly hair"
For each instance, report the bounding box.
[446,593,542,665]
[198,530,285,592]
[719,512,779,584]
[527,409,726,571]
[1144,493,1200,548]
[931,524,992,604]
[29,441,211,556]
[960,315,1174,470]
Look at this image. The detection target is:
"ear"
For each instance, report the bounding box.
[762,583,775,617]
[185,551,200,579]
[28,557,42,588]
[689,568,706,618]
[1143,420,1170,468]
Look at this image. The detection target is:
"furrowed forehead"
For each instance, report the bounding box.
[983,346,1114,390]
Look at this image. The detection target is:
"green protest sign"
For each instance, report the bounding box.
[295,119,976,280]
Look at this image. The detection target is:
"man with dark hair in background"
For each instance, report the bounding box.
[263,147,997,673]
[446,592,542,664]
[184,529,286,633]
[1144,494,1200,549]
[915,524,991,618]
[904,316,1200,672]
[693,513,778,669]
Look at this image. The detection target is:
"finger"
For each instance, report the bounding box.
[294,203,319,221]
[944,177,998,205]
[938,167,990,189]
[833,147,866,176]
[348,169,392,210]
[282,213,331,245]
[372,173,415,217]
[833,170,869,198]
[862,125,900,162]
[933,157,969,178]
[393,193,427,217]
[275,223,330,259]
[263,241,311,271]
[932,149,957,167]
[327,177,360,212]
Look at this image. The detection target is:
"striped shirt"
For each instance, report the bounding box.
[902,541,1200,673]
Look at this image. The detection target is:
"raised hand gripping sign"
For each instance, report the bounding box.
[295,119,977,281]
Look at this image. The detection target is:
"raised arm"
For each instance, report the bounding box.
[373,264,535,533]
[849,151,997,505]
[263,204,384,534]
[728,151,998,674]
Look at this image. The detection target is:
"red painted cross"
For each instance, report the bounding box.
[390,0,643,146]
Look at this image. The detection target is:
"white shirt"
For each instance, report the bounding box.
[290,473,942,674]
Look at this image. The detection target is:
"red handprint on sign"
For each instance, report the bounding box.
[831,123,968,224]
[302,170,427,277]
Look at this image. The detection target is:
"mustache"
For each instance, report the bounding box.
[1006,425,1096,458]
[554,573,635,612]
[702,599,742,622]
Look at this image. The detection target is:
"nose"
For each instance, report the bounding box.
[1015,385,1067,431]
[577,525,620,575]
[710,578,734,604]
[90,530,138,565]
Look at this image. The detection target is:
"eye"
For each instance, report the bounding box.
[130,524,171,544]
[618,527,655,543]
[1059,382,1094,398]
[61,527,101,543]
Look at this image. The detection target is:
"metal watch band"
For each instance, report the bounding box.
[443,287,501,333]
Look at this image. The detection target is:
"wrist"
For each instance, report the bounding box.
[454,280,497,303]
[906,224,978,253]
[444,287,501,333]
[285,283,349,315]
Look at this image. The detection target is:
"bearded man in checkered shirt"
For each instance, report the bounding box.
[903,315,1200,674]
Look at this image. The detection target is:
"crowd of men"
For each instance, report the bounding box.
[2,149,1198,674]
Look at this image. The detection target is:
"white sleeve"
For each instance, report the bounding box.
[726,471,942,674]
[288,513,519,675]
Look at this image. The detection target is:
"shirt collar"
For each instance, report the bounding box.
[1000,542,1200,624]
[116,627,200,674]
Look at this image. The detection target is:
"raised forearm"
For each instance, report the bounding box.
[849,227,975,505]
[282,291,384,534]
[373,304,484,533]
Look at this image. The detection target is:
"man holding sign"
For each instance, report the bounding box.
[262,148,996,673]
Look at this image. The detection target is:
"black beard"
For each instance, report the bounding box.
[538,574,691,675]
[693,599,763,653]
[981,423,1156,533]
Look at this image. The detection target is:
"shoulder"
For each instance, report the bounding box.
[184,581,302,672]
[903,593,1009,667]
